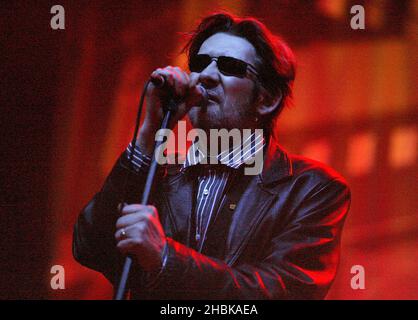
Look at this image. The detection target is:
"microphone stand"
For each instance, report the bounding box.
[114,97,177,300]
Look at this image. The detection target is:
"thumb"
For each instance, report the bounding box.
[185,85,208,108]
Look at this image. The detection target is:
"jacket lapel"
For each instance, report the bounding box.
[224,177,277,265]
[161,166,195,245]
[224,140,293,265]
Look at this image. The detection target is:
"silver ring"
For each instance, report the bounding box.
[120,228,127,238]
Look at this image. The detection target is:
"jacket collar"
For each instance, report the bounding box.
[258,137,293,187]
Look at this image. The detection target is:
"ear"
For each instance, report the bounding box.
[255,88,283,117]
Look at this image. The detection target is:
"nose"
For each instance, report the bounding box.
[198,60,220,89]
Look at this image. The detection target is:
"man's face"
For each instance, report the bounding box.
[188,33,259,132]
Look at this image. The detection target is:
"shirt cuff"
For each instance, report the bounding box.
[125,142,152,171]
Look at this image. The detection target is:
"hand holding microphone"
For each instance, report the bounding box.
[136,66,207,155]
[150,65,207,105]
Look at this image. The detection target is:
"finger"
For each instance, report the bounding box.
[116,238,141,256]
[152,68,175,88]
[184,84,206,108]
[114,226,129,241]
[114,223,145,241]
[167,66,187,97]
[146,205,158,218]
[188,73,199,87]
[119,204,148,215]
[167,66,182,82]
[121,204,158,217]
[162,67,177,88]
[150,69,161,83]
[150,68,168,87]
[174,66,189,84]
[171,66,190,89]
[116,212,150,229]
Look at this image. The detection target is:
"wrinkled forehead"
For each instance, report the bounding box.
[197,32,258,65]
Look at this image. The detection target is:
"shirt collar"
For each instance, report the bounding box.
[182,131,265,171]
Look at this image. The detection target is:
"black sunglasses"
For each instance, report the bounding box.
[189,54,258,78]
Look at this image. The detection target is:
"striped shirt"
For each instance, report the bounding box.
[126,131,265,252]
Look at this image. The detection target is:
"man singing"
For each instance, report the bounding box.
[73,12,351,299]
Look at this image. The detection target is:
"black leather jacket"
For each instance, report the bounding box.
[73,139,350,299]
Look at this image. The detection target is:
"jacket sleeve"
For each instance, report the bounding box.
[72,151,150,285]
[137,178,351,299]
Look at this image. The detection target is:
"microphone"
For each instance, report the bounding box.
[150,75,208,107]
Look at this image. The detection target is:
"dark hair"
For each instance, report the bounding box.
[183,12,296,129]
